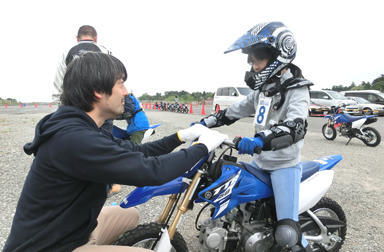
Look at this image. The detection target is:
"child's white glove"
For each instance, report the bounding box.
[177,124,210,143]
[196,130,228,152]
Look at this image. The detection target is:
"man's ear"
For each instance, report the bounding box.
[76,36,80,42]
[94,35,98,43]
[94,91,103,100]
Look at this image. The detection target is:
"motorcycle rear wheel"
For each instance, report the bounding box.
[113,222,188,252]
[361,127,381,147]
[322,124,337,140]
[303,197,347,252]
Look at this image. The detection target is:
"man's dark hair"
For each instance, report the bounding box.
[78,25,97,38]
[61,52,127,112]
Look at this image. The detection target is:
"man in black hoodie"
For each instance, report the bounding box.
[4,52,227,252]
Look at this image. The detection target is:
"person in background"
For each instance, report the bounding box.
[201,22,313,251]
[4,52,227,252]
[114,93,150,144]
[111,93,150,195]
[53,25,111,103]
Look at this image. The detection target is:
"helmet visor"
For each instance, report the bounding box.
[246,44,280,65]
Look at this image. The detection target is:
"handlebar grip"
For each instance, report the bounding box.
[254,146,262,154]
[233,136,242,149]
[233,136,262,154]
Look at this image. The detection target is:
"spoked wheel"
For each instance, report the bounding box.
[113,222,188,252]
[361,127,381,147]
[301,197,347,252]
[322,124,337,140]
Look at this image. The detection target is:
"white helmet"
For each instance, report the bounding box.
[225,22,297,89]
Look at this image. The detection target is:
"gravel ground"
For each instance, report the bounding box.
[0,106,383,251]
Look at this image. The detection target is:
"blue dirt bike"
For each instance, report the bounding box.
[322,106,381,146]
[114,139,347,252]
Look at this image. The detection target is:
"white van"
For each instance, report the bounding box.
[212,86,253,112]
[342,90,384,105]
[309,90,355,108]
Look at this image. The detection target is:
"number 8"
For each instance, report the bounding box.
[257,106,266,123]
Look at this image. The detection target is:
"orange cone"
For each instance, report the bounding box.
[215,104,220,113]
[49,103,52,108]
[35,103,37,108]
[190,104,193,114]
[5,104,7,108]
[201,104,206,115]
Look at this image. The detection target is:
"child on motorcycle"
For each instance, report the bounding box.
[201,22,313,251]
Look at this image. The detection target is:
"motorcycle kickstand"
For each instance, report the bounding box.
[345,138,352,145]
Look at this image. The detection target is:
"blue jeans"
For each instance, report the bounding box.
[251,161,308,247]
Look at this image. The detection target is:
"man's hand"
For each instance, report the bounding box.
[195,130,228,152]
[177,124,210,143]
[237,137,264,155]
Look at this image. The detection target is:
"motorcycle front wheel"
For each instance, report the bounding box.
[302,197,347,252]
[361,127,381,147]
[113,222,188,252]
[322,124,337,140]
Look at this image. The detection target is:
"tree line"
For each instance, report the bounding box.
[328,74,384,92]
[138,90,214,103]
[0,97,19,105]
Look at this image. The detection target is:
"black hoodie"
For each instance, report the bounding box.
[4,106,207,252]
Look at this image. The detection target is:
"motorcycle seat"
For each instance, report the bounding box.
[342,113,368,122]
[240,161,321,187]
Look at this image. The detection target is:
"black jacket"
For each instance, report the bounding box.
[4,106,207,252]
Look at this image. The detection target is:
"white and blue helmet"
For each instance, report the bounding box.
[225,22,297,90]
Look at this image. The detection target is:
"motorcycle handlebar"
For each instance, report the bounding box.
[221,137,262,154]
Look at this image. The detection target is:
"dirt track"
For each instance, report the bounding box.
[0,107,383,251]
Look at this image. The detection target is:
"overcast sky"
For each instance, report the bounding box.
[0,0,383,102]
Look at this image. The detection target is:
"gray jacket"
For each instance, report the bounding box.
[226,69,310,170]
[52,41,111,102]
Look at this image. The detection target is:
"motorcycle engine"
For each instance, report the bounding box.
[198,204,274,252]
[241,227,274,252]
[340,124,351,136]
[199,218,231,251]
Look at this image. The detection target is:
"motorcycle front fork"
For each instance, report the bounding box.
[157,170,204,239]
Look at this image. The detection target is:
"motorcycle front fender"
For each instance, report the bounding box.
[120,177,187,208]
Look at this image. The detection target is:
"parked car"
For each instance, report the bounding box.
[308,101,330,116]
[309,90,355,108]
[342,90,384,105]
[344,97,384,116]
[212,86,252,112]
